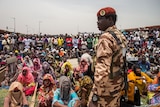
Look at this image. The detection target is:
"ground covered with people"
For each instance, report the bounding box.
[0,28,159,107]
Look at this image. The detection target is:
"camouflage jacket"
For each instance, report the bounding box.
[92,25,127,96]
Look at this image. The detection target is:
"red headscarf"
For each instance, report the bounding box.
[17,67,34,85]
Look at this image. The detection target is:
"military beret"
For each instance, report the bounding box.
[97,7,116,17]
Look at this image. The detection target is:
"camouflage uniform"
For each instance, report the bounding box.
[88,26,127,107]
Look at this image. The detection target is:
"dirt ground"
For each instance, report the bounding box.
[67,58,79,68]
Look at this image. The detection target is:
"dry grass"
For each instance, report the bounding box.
[0,89,8,107]
[0,89,38,107]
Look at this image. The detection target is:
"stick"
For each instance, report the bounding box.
[0,66,7,83]
[29,82,38,107]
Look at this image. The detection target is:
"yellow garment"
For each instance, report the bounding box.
[127,71,153,100]
[61,61,73,71]
[58,37,63,46]
[148,91,155,100]
[126,81,135,102]
[15,50,19,53]
[61,61,73,77]
[28,82,35,87]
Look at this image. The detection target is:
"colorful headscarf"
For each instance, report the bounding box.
[78,58,89,73]
[33,58,42,71]
[17,67,34,85]
[41,61,56,79]
[8,82,23,106]
[62,62,73,71]
[43,73,55,85]
[38,74,56,106]
[42,61,50,70]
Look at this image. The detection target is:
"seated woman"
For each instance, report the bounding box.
[38,74,56,107]
[31,58,42,81]
[77,59,89,73]
[77,58,94,81]
[52,76,80,107]
[78,76,93,107]
[23,55,33,68]
[17,66,35,96]
[4,81,28,107]
[72,67,82,92]
[37,61,56,86]
[61,62,73,79]
[148,71,160,105]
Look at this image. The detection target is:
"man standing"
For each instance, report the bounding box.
[88,7,127,107]
[2,33,11,53]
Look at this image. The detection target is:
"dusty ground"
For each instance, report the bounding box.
[0,58,79,107]
[67,58,79,68]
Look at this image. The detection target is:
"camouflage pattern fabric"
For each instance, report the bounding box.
[88,26,127,107]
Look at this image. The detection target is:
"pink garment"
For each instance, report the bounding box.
[24,86,35,96]
[16,55,21,59]
[17,67,34,85]
[32,58,42,71]
[78,59,89,73]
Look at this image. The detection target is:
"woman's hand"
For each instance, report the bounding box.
[156,86,160,91]
[74,100,81,107]
[88,101,98,107]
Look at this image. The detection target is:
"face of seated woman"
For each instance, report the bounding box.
[22,69,27,76]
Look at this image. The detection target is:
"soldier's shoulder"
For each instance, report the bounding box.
[99,32,117,43]
[113,30,128,47]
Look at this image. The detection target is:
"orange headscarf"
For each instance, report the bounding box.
[153,72,160,84]
[38,74,56,106]
[43,73,55,85]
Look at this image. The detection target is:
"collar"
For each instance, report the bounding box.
[105,25,117,32]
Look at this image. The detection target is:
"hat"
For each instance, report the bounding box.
[9,52,13,55]
[15,50,19,53]
[60,48,64,51]
[97,7,116,17]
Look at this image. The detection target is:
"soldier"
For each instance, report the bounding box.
[88,7,127,107]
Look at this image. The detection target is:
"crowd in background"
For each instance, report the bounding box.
[0,27,160,107]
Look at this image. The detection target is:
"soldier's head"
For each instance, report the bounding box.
[97,7,117,31]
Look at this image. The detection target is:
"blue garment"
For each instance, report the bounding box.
[52,89,79,107]
[138,61,150,72]
[0,40,2,51]
[148,84,160,104]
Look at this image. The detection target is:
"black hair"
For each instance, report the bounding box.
[105,14,117,24]
[133,65,141,72]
